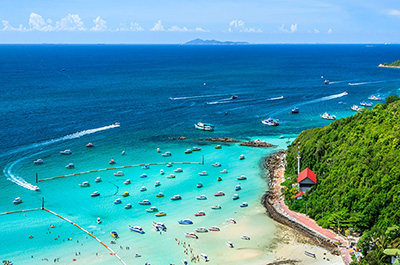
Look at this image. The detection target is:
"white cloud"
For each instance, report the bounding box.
[1,20,25,31]
[56,14,85,31]
[168,25,191,32]
[91,16,107,31]
[327,28,332,34]
[389,9,400,16]
[228,19,262,33]
[130,22,144,31]
[279,24,298,33]
[195,27,209,32]
[314,29,320,33]
[29,13,53,31]
[150,20,165,31]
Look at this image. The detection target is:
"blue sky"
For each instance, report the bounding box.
[1,0,400,44]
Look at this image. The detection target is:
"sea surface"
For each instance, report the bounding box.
[1,44,400,265]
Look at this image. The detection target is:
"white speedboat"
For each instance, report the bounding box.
[197,182,203,188]
[226,241,234,248]
[241,235,251,240]
[174,168,183,173]
[171,194,182,201]
[140,186,147,192]
[194,122,214,131]
[114,171,124,176]
[162,151,172,157]
[184,232,199,239]
[208,226,220,231]
[156,192,164,197]
[91,191,100,197]
[198,171,208,176]
[195,227,208,233]
[33,159,43,164]
[320,112,336,120]
[114,198,122,204]
[60,149,72,155]
[86,142,94,148]
[211,205,221,210]
[166,162,173,167]
[140,174,147,178]
[79,181,90,187]
[235,185,241,191]
[196,195,207,200]
[65,163,74,169]
[262,118,279,126]
[121,150,125,155]
[152,222,167,232]
[155,181,161,187]
[160,169,164,175]
[146,206,158,212]
[184,149,192,154]
[232,194,239,200]
[220,169,228,173]
[237,175,247,180]
[239,154,245,160]
[351,105,361,111]
[226,218,236,224]
[200,253,209,262]
[240,202,248,207]
[360,101,373,107]
[97,217,101,224]
[192,147,201,151]
[142,165,150,170]
[129,225,145,234]
[95,176,102,183]
[368,95,382,101]
[182,259,188,265]
[13,197,22,204]
[124,179,131,185]
[125,203,132,209]
[212,162,221,167]
[194,210,206,216]
[109,159,116,164]
[166,174,175,178]
[138,200,151,205]
[178,219,193,225]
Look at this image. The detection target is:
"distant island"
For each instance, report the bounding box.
[379,59,400,68]
[184,38,249,45]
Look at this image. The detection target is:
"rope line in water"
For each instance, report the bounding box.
[0,208,39,215]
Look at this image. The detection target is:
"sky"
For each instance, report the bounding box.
[0,0,399,44]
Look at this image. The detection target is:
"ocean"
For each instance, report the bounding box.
[0,44,399,264]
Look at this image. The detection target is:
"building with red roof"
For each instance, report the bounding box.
[297,168,317,193]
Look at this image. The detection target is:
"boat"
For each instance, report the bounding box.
[155,211,166,217]
[171,195,182,201]
[197,183,203,188]
[184,149,192,154]
[292,107,299,114]
[368,95,382,101]
[13,197,22,204]
[320,112,336,120]
[155,181,161,187]
[214,191,225,196]
[211,205,221,210]
[140,186,147,192]
[135,254,141,258]
[262,118,279,126]
[192,147,201,151]
[194,122,214,131]
[239,154,245,160]
[240,202,248,207]
[304,251,316,258]
[157,147,160,153]
[140,174,147,178]
[241,235,251,240]
[121,150,125,155]
[95,177,102,183]
[122,191,129,197]
[232,194,239,200]
[324,79,329,84]
[138,200,151,205]
[60,149,72,155]
[182,259,188,265]
[129,225,145,234]
[279,135,284,139]
[114,171,124,176]
[155,192,164,197]
[166,174,175,179]
[33,159,43,164]
[226,241,234,248]
[351,105,361,111]
[97,217,101,224]
[215,145,222,149]
[196,195,207,200]
[237,175,247,180]
[198,171,208,176]
[124,203,132,209]
[79,181,90,187]
[360,101,373,107]
[33,186,40,191]
[124,179,131,185]
[194,210,206,216]
[114,198,122,204]
[212,162,221,167]
[65,163,74,169]
[162,151,172,157]
[226,218,236,224]
[208,226,220,231]
[231,94,238,100]
[235,185,241,191]
[110,231,118,238]
[160,169,164,175]
[109,159,116,164]
[166,162,173,167]
[86,143,94,148]
[142,165,150,169]
[184,232,198,239]
[217,177,222,181]
[146,206,158,212]
[174,168,183,173]
[200,253,209,262]
[152,222,167,231]
[178,219,193,225]
[91,191,100,197]
[195,227,208,233]
[220,169,228,173]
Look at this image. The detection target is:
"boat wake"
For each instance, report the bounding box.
[303,92,348,105]
[169,94,231,100]
[267,96,284,101]
[348,81,385,86]
[207,96,283,105]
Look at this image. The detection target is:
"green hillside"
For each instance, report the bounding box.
[383,60,400,67]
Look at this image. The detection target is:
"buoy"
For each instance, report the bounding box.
[29,235,33,239]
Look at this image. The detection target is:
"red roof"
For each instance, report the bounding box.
[297,168,317,184]
[295,192,305,198]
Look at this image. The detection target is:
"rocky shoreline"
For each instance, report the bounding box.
[197,137,275,147]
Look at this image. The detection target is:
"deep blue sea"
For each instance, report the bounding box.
[1,44,400,264]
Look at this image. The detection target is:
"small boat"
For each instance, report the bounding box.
[49,224,55,228]
[114,171,124,176]
[360,101,373,107]
[226,218,236,224]
[95,177,102,183]
[174,168,183,173]
[197,183,203,188]
[192,147,201,151]
[279,135,284,139]
[368,95,382,101]
[195,122,214,131]
[152,222,167,231]
[135,254,141,258]
[184,149,192,154]
[162,151,172,157]
[97,217,101,224]
[198,171,208,176]
[226,241,234,248]
[142,165,150,170]
[239,154,245,160]
[237,175,247,180]
[320,112,336,120]
[182,259,188,265]
[155,181,161,187]
[79,181,90,187]
[155,211,166,217]
[122,191,130,197]
[184,232,198,239]
[166,162,173,167]
[195,227,208,233]
[194,210,206,216]
[292,107,299,114]
[304,251,316,258]
[211,205,221,210]
[60,149,72,155]
[324,79,329,84]
[129,226,145,234]
[220,169,228,173]
[33,186,40,191]
[197,195,207,200]
[13,197,22,204]
[86,143,94,148]
[157,147,160,153]
[124,179,131,185]
[166,174,175,179]
[155,192,164,197]
[124,203,132,209]
[208,226,220,231]
[231,94,238,100]
[200,253,209,262]
[214,191,225,196]
[214,145,222,149]
[110,231,119,238]
[146,206,158,212]
[140,186,147,192]
[262,118,279,126]
[109,159,116,164]
[91,191,100,197]
[178,219,193,225]
[160,169,164,175]
[212,162,221,167]
[232,194,239,200]
[140,174,147,178]
[351,105,361,111]
[121,150,125,155]
[33,159,43,164]
[138,200,151,205]
[171,195,182,201]
[241,235,251,240]
[114,198,122,204]
[65,163,74,169]
[217,177,222,181]
[240,202,248,207]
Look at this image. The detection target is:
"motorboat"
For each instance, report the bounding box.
[240,202,248,207]
[215,145,222,149]
[360,101,373,107]
[320,112,336,120]
[167,174,175,179]
[292,107,299,114]
[160,169,164,175]
[324,79,329,84]
[197,183,203,188]
[146,206,158,212]
[232,194,239,200]
[138,200,151,205]
[109,159,116,165]
[231,94,238,99]
[86,143,94,148]
[33,159,43,164]
[262,118,279,126]
[140,186,147,192]
[351,105,361,111]
[192,147,201,151]
[166,162,173,167]
[184,232,198,239]
[212,162,221,167]
[33,186,40,191]
[226,241,234,248]
[214,191,225,196]
[121,150,125,155]
[122,191,129,197]
[237,175,247,180]
[124,203,132,209]
[174,168,183,173]
[95,177,102,183]
[182,259,188,265]
[142,165,150,170]
[155,192,164,197]
[171,195,182,201]
[124,179,131,185]
[368,95,382,101]
[114,171,124,176]
[60,149,72,155]
[13,197,22,204]
[129,226,145,234]
[157,147,160,153]
[155,211,166,217]
[235,185,241,191]
[153,222,167,231]
[114,198,122,204]
[110,231,119,238]
[140,174,147,178]
[194,122,214,131]
[200,253,209,262]
[279,135,284,139]
[198,171,208,176]
[91,191,100,197]
[226,218,236,224]
[178,219,193,225]
[65,163,74,169]
[184,149,192,154]
[97,217,101,224]
[79,181,90,187]
[241,235,251,240]
[220,169,228,173]
[194,211,206,216]
[211,205,221,210]
[195,227,208,233]
[162,151,172,157]
[196,195,207,200]
[239,154,245,160]
[155,181,161,187]
[135,254,141,258]
[217,177,222,181]
[208,226,220,231]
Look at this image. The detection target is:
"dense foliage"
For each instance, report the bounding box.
[383,60,400,67]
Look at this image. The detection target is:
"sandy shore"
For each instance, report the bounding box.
[378,64,400,68]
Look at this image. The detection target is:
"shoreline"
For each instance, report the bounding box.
[378,64,400,69]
